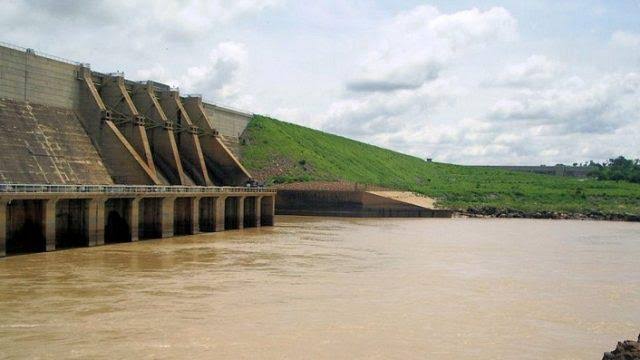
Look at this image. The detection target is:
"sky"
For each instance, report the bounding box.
[1,0,639,165]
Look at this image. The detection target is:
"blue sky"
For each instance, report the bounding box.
[1,0,639,165]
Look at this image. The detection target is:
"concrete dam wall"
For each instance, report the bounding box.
[0,99,112,184]
[0,43,275,258]
[0,43,253,186]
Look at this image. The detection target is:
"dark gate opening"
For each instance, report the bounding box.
[199,197,216,232]
[105,198,131,244]
[174,197,193,235]
[243,197,256,228]
[224,197,239,230]
[6,200,46,254]
[55,199,89,249]
[139,198,162,239]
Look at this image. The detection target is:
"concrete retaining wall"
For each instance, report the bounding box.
[202,103,251,139]
[0,45,80,109]
[276,190,452,218]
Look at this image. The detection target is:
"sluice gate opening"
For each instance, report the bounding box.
[199,197,217,232]
[105,198,132,244]
[139,198,162,240]
[173,197,193,236]
[0,191,274,257]
[243,197,257,228]
[5,200,46,255]
[55,199,89,249]
[225,197,239,230]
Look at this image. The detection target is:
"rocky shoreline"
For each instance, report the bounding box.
[459,206,640,222]
[603,334,640,359]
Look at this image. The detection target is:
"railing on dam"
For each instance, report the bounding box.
[0,184,275,194]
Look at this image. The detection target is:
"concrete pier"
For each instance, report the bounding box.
[0,185,275,257]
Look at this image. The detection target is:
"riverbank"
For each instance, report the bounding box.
[272,181,451,218]
[460,207,640,222]
[240,116,640,218]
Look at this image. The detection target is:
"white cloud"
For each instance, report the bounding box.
[489,72,640,134]
[324,4,640,165]
[1,0,282,28]
[326,78,463,137]
[346,6,517,93]
[428,7,517,49]
[183,42,249,99]
[416,70,640,164]
[488,55,562,87]
[325,6,517,150]
[611,30,640,48]
[0,0,282,57]
[135,41,249,104]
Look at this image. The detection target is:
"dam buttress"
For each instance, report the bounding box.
[0,42,275,257]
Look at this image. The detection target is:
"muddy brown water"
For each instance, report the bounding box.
[0,216,638,359]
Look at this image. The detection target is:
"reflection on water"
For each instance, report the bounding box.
[0,217,638,359]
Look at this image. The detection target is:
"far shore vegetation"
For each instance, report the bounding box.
[588,156,640,184]
[241,115,640,216]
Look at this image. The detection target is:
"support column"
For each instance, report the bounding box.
[260,195,275,226]
[215,196,225,232]
[192,197,201,234]
[161,197,175,238]
[130,198,140,241]
[88,198,106,246]
[0,199,8,257]
[270,195,276,226]
[44,198,57,252]
[237,196,245,230]
[255,196,262,228]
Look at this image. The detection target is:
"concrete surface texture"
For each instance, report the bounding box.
[0,43,253,187]
[203,103,251,139]
[0,98,112,184]
[276,189,451,218]
[202,103,253,159]
[0,188,276,257]
[366,191,436,209]
[0,45,80,109]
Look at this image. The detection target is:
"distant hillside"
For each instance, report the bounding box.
[240,115,640,216]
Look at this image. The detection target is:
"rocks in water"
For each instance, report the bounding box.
[603,334,640,359]
[461,207,640,222]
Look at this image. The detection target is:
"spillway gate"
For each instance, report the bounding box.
[0,184,276,257]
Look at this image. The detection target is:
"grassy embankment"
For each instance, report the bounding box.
[240,115,640,215]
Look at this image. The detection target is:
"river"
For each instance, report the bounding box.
[0,216,638,359]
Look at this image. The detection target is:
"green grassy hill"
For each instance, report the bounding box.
[241,115,640,215]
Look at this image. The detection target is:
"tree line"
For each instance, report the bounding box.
[588,156,640,184]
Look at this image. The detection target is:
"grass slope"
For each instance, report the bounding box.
[241,115,640,215]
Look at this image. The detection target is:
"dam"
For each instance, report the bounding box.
[0,43,275,257]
